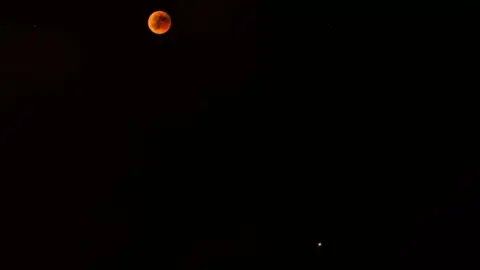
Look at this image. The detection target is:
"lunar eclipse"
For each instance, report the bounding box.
[148,11,172,35]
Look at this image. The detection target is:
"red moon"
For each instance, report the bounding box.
[148,11,172,35]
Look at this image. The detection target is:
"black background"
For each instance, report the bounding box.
[1,1,478,269]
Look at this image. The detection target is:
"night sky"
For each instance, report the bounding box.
[1,1,478,269]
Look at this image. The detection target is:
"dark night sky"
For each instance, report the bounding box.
[1,1,478,269]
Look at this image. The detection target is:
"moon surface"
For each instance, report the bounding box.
[148,11,172,35]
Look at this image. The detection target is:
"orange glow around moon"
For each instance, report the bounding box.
[148,11,172,35]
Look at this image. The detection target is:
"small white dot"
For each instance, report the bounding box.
[317,242,322,247]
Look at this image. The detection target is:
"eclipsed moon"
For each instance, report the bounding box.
[148,11,172,35]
